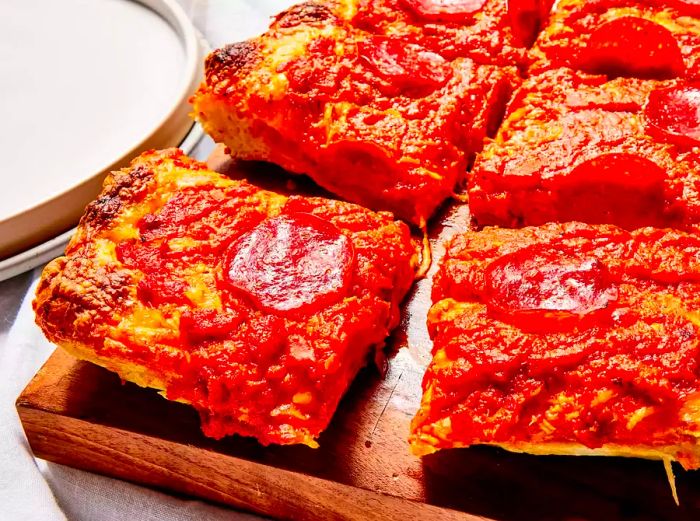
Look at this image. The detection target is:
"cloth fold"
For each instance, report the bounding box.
[0,274,66,521]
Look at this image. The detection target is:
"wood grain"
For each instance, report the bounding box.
[16,149,700,520]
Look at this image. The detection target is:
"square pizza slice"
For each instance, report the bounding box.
[530,0,700,79]
[348,0,554,66]
[469,67,700,229]
[191,1,515,227]
[411,222,700,471]
[34,149,419,447]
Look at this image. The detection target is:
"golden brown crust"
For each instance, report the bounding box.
[412,436,700,471]
[34,256,134,348]
[204,41,262,87]
[81,165,155,232]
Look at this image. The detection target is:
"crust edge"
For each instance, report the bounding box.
[410,435,700,470]
[51,338,322,448]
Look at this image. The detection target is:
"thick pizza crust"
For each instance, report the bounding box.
[52,337,169,393]
[411,432,700,470]
[51,335,323,447]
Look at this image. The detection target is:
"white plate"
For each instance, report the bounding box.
[0,124,206,282]
[0,0,206,261]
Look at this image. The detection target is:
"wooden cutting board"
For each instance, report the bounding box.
[16,150,700,521]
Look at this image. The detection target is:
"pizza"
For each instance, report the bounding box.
[411,222,700,472]
[530,0,700,79]
[33,149,419,447]
[349,0,554,65]
[191,1,516,226]
[469,67,700,229]
[29,0,700,484]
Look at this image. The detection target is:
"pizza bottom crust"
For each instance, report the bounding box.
[410,433,700,470]
[57,340,169,393]
[51,338,700,467]
[57,338,324,446]
[53,337,357,448]
[55,341,322,446]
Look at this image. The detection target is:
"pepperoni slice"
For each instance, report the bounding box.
[578,17,684,79]
[644,84,700,148]
[401,0,488,22]
[548,153,667,228]
[556,153,667,188]
[668,0,700,17]
[484,246,618,332]
[358,36,450,93]
[225,213,354,314]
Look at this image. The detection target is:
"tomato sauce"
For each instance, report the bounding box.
[417,223,700,460]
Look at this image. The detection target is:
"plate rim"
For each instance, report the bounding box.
[0,0,205,259]
[0,123,206,282]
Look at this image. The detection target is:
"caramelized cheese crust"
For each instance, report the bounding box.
[34,149,419,447]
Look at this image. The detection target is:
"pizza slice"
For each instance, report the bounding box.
[34,149,419,447]
[349,0,554,66]
[469,67,700,228]
[530,0,700,79]
[411,222,700,472]
[191,1,515,226]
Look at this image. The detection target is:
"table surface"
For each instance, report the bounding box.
[0,271,32,344]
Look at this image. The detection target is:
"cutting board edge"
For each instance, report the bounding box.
[16,383,482,521]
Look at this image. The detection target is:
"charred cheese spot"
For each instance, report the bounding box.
[82,165,154,230]
[273,2,338,29]
[33,256,134,345]
[205,41,260,81]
